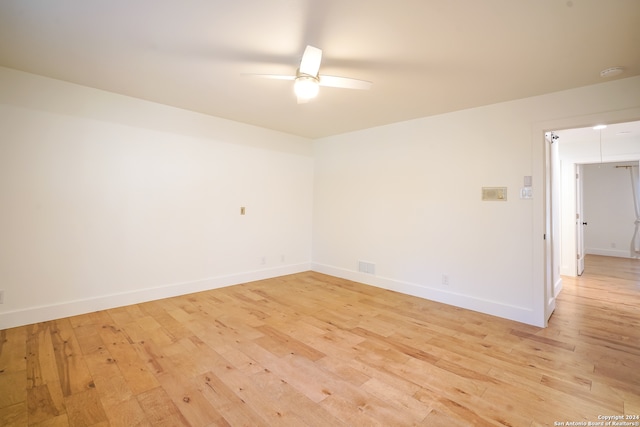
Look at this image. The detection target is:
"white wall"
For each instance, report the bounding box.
[313,76,640,326]
[583,162,639,258]
[0,67,314,329]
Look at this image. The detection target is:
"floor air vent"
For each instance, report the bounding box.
[358,261,375,275]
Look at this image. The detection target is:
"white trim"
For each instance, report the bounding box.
[586,248,637,258]
[554,277,563,298]
[311,263,536,326]
[0,263,311,329]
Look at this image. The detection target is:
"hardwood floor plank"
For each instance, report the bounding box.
[83,347,133,405]
[50,319,96,396]
[26,384,62,425]
[420,408,471,427]
[0,402,28,427]
[249,368,346,427]
[626,399,640,418]
[313,357,372,387]
[413,387,503,427]
[539,374,620,411]
[360,376,432,421]
[101,396,150,427]
[26,324,61,388]
[1,370,27,409]
[510,328,576,351]
[97,321,160,396]
[351,326,440,365]
[198,371,270,427]
[63,388,108,427]
[0,327,27,374]
[318,393,387,427]
[136,386,191,427]
[214,364,318,427]
[253,324,326,361]
[234,339,341,403]
[154,370,228,427]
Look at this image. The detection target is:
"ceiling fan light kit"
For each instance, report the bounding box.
[247,45,372,104]
[294,74,320,100]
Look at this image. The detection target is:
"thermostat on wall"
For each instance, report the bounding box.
[482,187,507,201]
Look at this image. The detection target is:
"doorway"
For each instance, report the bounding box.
[554,120,640,278]
[534,109,640,327]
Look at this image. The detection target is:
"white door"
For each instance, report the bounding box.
[576,164,585,276]
[544,133,558,323]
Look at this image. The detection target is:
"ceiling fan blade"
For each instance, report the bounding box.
[241,73,296,81]
[299,45,322,76]
[318,75,372,90]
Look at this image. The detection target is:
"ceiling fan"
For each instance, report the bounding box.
[245,45,372,103]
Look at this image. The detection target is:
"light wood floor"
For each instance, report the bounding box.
[1,255,639,426]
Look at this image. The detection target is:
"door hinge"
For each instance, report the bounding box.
[577,253,580,259]
[543,234,546,240]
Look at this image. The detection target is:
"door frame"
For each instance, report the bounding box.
[576,164,586,276]
[532,107,640,327]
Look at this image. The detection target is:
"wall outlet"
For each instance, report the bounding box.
[442,275,449,286]
[0,290,4,304]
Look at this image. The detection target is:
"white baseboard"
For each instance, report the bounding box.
[311,263,540,326]
[0,263,311,330]
[586,247,635,258]
[554,276,563,297]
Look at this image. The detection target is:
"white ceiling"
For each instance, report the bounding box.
[1,0,639,139]
[555,120,640,143]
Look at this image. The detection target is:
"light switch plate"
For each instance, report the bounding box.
[520,187,533,199]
